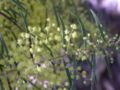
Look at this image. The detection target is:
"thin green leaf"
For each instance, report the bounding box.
[89,9,106,41]
[91,52,97,90]
[0,79,4,90]
[0,33,10,59]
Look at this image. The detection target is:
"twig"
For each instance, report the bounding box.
[0,11,23,31]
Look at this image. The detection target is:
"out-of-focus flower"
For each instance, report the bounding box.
[70,24,77,29]
[52,23,56,27]
[72,31,78,38]
[29,48,33,53]
[88,0,120,14]
[65,29,69,35]
[82,71,87,78]
[32,78,37,84]
[17,39,22,45]
[41,64,47,68]
[28,76,37,87]
[20,33,24,37]
[65,35,70,42]
[57,27,60,32]
[54,35,61,41]
[25,33,30,38]
[46,18,50,22]
[36,48,41,52]
[15,87,19,90]
[43,80,49,88]
[29,76,34,80]
[37,66,42,72]
[100,0,118,12]
[65,82,69,86]
[32,27,37,32]
[45,26,50,31]
[28,83,32,88]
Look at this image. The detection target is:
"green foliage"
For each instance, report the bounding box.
[0,0,119,90]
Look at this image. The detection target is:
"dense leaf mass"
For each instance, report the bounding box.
[0,0,119,90]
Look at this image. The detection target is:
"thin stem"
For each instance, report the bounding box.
[0,11,23,31]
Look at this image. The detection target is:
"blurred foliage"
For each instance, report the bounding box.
[0,0,119,90]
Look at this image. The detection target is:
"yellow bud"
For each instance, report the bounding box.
[36,48,41,52]
[70,24,77,29]
[29,48,33,53]
[37,66,42,72]
[72,31,77,38]
[82,71,87,78]
[54,35,61,41]
[65,35,70,42]
[57,27,60,32]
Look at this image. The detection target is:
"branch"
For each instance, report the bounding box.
[0,11,23,31]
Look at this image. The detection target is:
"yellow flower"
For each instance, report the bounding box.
[54,35,61,41]
[65,35,70,42]
[70,24,77,29]
[72,31,77,38]
[82,71,87,78]
[37,66,42,72]
[29,48,33,53]
[57,27,60,32]
[25,33,29,38]
[36,48,41,52]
